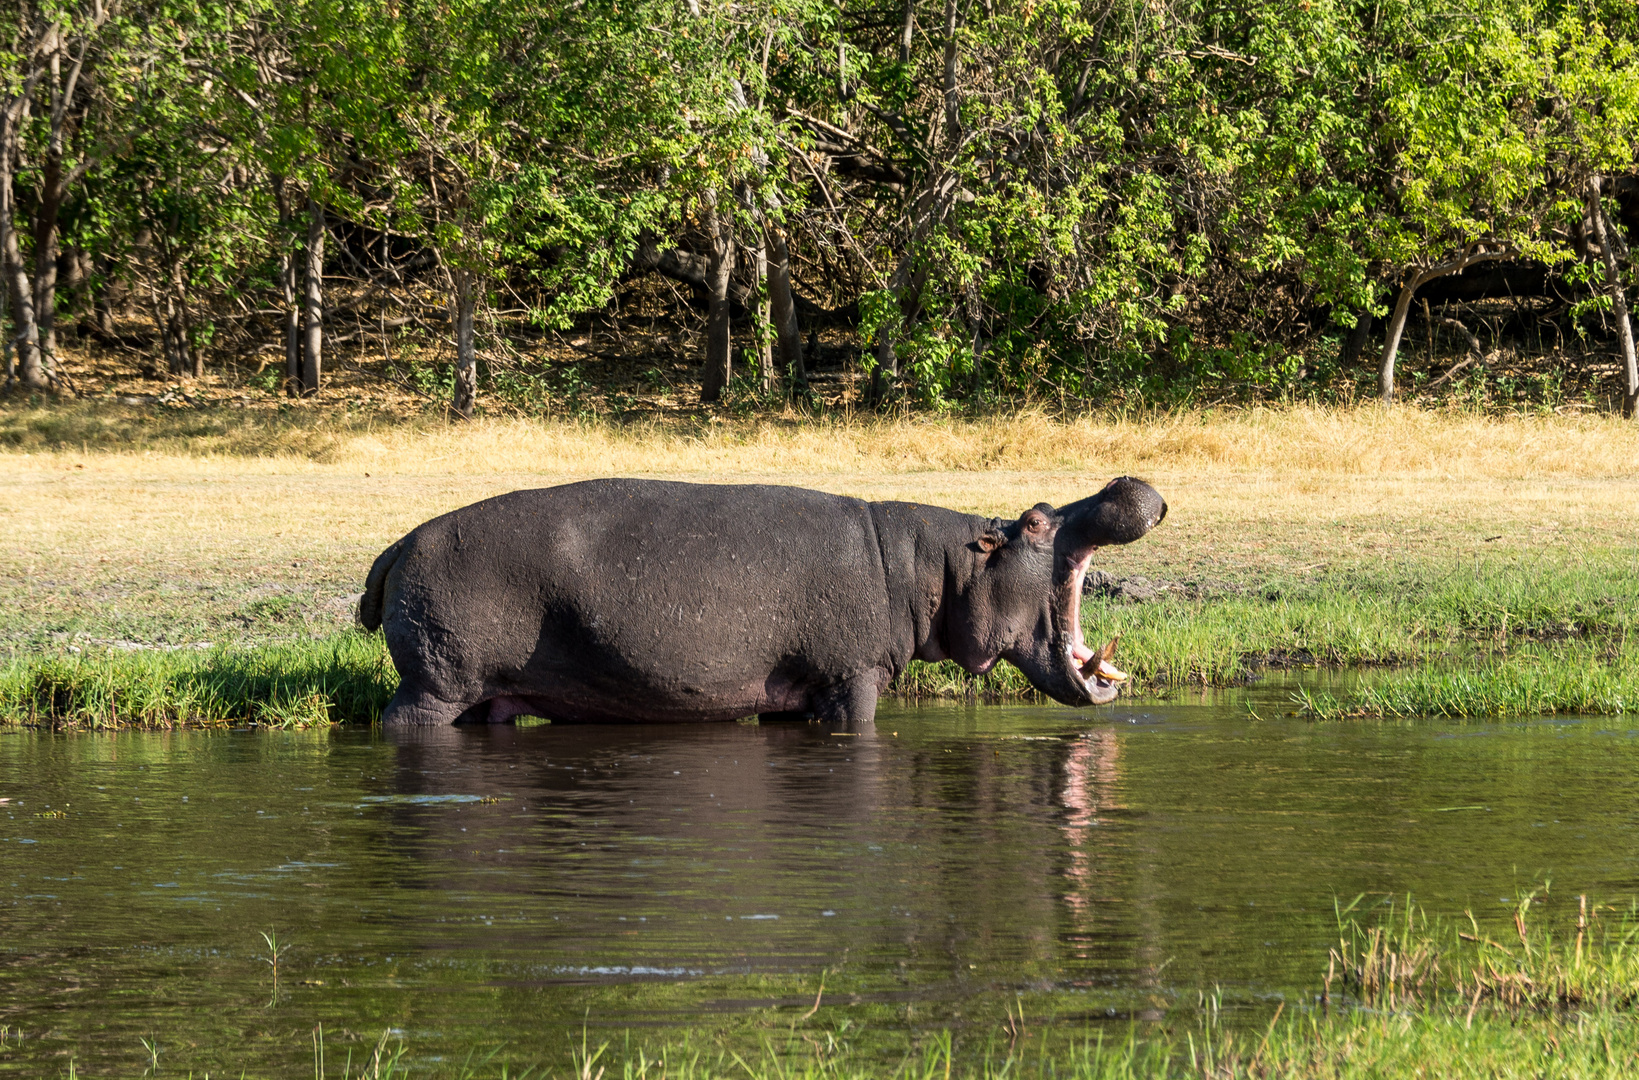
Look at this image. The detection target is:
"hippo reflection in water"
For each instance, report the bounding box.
[359,477,1166,726]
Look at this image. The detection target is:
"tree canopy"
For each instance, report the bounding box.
[2,0,1637,411]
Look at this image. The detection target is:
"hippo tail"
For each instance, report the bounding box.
[358,539,404,632]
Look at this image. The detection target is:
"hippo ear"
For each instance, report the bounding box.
[975,528,1007,553]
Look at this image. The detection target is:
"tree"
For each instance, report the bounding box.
[4,0,1637,411]
[1361,1,1568,402]
[1,0,120,389]
[1539,3,1639,416]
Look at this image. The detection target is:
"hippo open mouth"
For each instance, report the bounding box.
[1062,549,1128,698]
[1036,475,1165,705]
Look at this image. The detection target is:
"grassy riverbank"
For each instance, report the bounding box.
[5,541,1637,727]
[7,541,1637,726]
[0,634,393,728]
[1296,641,1639,720]
[3,403,1638,725]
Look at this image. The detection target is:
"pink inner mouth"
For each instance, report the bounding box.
[1065,551,1126,686]
[1068,554,1095,666]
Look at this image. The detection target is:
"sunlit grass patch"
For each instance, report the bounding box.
[0,633,396,729]
[1296,642,1639,719]
[1325,888,1639,1013]
[893,659,1036,701]
[604,895,1639,1078]
[1078,549,1639,694]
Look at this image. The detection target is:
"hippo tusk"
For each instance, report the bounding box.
[1081,635,1128,683]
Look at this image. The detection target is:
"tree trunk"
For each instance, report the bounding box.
[700,203,735,403]
[766,223,806,391]
[149,287,175,374]
[300,193,324,396]
[125,229,148,319]
[181,266,200,379]
[868,256,917,406]
[2,13,106,392]
[751,231,775,392]
[90,254,117,339]
[33,8,100,378]
[1590,176,1639,419]
[940,0,960,144]
[151,251,198,379]
[275,177,301,396]
[1377,243,1514,403]
[451,266,478,419]
[1340,311,1373,369]
[0,108,44,389]
[2,246,41,392]
[1377,282,1421,403]
[869,324,898,404]
[31,154,62,380]
[1,263,11,388]
[58,245,87,292]
[161,283,193,377]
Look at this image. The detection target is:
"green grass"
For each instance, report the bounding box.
[1097,550,1638,683]
[278,1022,1639,1080]
[1296,641,1639,719]
[0,632,396,728]
[0,632,1029,728]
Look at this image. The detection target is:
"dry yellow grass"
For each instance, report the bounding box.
[298,405,1639,478]
[8,400,1639,477]
[3,403,1638,650]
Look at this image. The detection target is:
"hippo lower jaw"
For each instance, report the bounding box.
[1061,551,1128,705]
[1065,638,1126,704]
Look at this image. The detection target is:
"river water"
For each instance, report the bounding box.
[3,679,1639,1075]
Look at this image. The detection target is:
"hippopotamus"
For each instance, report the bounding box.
[359,477,1166,726]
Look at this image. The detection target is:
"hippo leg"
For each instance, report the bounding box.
[811,675,879,728]
[379,682,475,726]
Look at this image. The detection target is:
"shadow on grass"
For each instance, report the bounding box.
[0,632,398,729]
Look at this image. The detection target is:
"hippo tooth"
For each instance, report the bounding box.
[1080,636,1127,683]
[1093,658,1129,683]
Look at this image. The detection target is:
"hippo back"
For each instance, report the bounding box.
[377,479,907,722]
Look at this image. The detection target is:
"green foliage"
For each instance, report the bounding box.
[5,0,1639,407]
